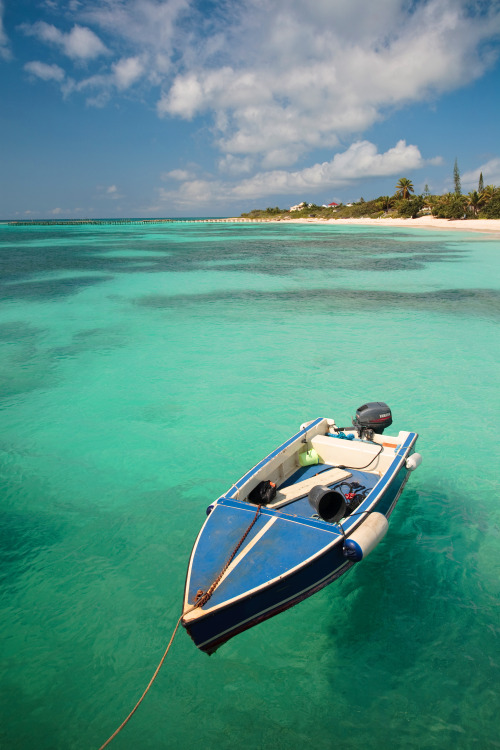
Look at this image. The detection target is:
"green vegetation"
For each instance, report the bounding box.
[481,192,500,218]
[241,206,284,217]
[396,195,424,218]
[241,164,500,221]
[395,177,414,199]
[429,193,466,219]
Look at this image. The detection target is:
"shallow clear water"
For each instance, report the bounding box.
[0,221,499,749]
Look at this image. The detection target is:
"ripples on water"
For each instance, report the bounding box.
[0,222,499,749]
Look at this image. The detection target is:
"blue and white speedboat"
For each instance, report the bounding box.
[182,403,421,654]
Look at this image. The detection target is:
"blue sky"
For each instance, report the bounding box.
[1,0,500,218]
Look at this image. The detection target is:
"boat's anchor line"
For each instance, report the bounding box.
[97,505,263,750]
[212,516,278,587]
[193,504,263,607]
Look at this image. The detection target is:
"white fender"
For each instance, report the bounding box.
[406,452,422,471]
[300,419,316,431]
[343,511,389,561]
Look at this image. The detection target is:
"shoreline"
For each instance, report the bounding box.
[227,216,500,236]
[5,216,500,236]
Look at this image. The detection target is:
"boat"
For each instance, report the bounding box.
[182,402,421,654]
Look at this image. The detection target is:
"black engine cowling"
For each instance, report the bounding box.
[353,402,393,434]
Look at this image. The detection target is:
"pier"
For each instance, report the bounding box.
[7,218,265,227]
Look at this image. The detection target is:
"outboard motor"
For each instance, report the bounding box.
[353,402,392,437]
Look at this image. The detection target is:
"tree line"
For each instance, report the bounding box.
[241,162,500,220]
[386,165,500,219]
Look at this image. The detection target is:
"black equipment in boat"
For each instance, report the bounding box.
[308,485,346,523]
[248,480,277,505]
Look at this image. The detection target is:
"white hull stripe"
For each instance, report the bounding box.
[215,516,278,587]
[196,562,350,650]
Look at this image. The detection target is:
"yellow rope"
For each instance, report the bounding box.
[97,504,262,749]
[98,613,185,750]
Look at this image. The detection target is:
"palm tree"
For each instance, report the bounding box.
[395,177,414,199]
[466,191,483,217]
[432,192,467,219]
[422,191,434,212]
[378,195,394,212]
[481,185,497,204]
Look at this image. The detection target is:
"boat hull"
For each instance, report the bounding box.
[185,537,354,654]
[182,422,418,654]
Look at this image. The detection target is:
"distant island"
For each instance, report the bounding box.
[241,173,500,221]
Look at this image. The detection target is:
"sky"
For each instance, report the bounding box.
[1,0,500,219]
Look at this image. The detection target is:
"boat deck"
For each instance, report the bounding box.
[272,463,380,521]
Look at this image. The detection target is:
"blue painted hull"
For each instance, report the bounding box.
[182,422,418,654]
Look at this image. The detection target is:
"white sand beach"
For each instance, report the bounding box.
[285,216,500,235]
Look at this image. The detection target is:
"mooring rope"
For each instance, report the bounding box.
[98,504,262,749]
[98,613,184,750]
[194,504,262,607]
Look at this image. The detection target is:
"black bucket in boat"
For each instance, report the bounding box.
[308,485,346,523]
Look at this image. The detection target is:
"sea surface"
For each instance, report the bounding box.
[0,220,499,749]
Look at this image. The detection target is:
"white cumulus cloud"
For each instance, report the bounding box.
[112,56,145,90]
[164,169,194,181]
[22,21,108,60]
[95,184,124,199]
[230,140,426,198]
[157,0,500,167]
[161,140,429,208]
[218,154,254,175]
[64,24,108,60]
[105,185,124,199]
[20,0,500,168]
[462,158,500,190]
[16,0,500,207]
[0,0,11,60]
[24,60,66,82]
[80,0,190,51]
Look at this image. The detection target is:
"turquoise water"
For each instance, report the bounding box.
[1,221,499,749]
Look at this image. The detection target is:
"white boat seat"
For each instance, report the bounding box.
[268,467,352,508]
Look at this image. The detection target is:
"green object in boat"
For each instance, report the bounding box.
[299,449,319,466]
